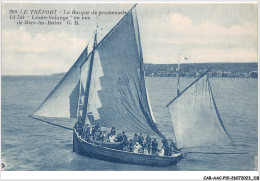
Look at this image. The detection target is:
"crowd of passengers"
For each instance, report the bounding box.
[75,123,180,156]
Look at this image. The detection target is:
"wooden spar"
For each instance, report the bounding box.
[167,69,210,107]
[28,115,73,131]
[81,31,98,126]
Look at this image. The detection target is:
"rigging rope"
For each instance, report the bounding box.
[28,115,73,131]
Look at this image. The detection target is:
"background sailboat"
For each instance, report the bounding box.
[167,70,234,150]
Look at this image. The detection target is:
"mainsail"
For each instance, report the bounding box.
[78,5,164,137]
[31,4,164,138]
[167,71,233,149]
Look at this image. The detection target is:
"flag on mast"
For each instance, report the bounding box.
[182,57,189,60]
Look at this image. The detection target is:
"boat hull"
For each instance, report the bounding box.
[73,129,183,167]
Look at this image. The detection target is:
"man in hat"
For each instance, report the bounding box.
[151,138,158,154]
[122,131,128,150]
[110,127,116,136]
[122,131,128,142]
[133,133,138,145]
[84,124,91,141]
[162,138,170,156]
[145,134,152,154]
[138,133,144,147]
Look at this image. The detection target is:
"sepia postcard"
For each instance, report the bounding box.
[1,1,259,180]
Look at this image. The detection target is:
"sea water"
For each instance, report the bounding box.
[1,76,258,171]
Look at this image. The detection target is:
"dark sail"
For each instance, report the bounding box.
[79,6,164,137]
[69,82,80,118]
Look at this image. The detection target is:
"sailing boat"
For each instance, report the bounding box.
[29,4,233,167]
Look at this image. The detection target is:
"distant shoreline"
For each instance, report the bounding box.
[2,62,258,79]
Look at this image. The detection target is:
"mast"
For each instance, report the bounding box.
[81,30,98,126]
[176,53,181,96]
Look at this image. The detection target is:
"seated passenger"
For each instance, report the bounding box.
[97,131,106,142]
[123,140,130,151]
[133,142,142,153]
[116,133,123,142]
[109,134,116,142]
[143,145,149,155]
[158,146,165,156]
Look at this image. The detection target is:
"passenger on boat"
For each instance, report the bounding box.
[110,127,116,136]
[128,139,134,152]
[108,134,116,142]
[84,124,91,140]
[75,122,79,132]
[94,123,100,130]
[169,139,179,155]
[162,138,170,156]
[91,124,100,138]
[145,134,152,154]
[138,133,144,147]
[116,133,123,142]
[133,142,142,153]
[133,133,138,145]
[122,131,128,142]
[77,122,83,136]
[93,129,101,140]
[96,125,102,134]
[91,126,96,137]
[143,146,149,154]
[97,131,106,142]
[123,140,130,151]
[158,146,165,156]
[122,131,128,149]
[151,138,158,154]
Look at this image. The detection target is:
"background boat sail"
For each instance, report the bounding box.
[167,71,234,149]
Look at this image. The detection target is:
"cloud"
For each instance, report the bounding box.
[140,13,257,64]
[2,27,87,75]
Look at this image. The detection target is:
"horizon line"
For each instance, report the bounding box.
[2,61,258,76]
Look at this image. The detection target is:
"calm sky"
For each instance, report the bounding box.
[2,3,258,75]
